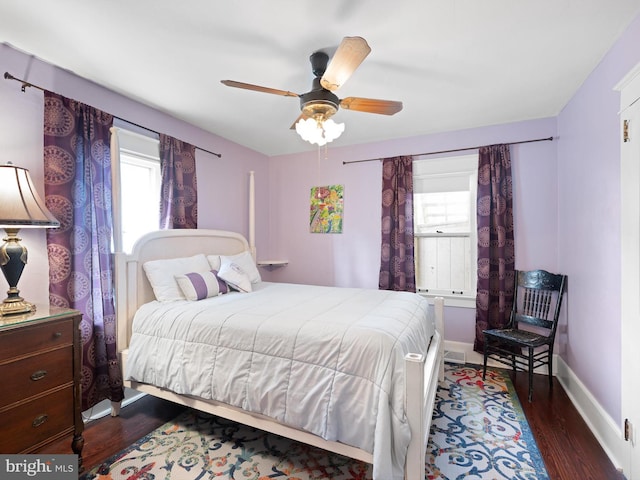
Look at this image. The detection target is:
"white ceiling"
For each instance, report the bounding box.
[1,1,639,157]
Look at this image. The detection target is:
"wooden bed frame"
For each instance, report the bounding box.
[113,229,444,480]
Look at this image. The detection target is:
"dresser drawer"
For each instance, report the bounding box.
[0,347,73,408]
[0,317,74,359]
[0,386,75,453]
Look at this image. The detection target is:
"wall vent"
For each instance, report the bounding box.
[444,349,466,364]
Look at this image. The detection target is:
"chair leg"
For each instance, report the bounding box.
[482,337,489,380]
[528,347,534,402]
[548,348,554,391]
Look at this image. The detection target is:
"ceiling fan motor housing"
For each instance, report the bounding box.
[310,51,329,77]
[300,77,340,120]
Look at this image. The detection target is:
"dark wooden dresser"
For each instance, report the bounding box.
[0,307,84,467]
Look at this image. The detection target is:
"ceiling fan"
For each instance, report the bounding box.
[221,36,403,145]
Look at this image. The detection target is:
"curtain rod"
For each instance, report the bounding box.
[4,72,222,158]
[343,136,554,165]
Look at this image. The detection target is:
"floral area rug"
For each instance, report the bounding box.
[81,365,548,480]
[426,365,548,480]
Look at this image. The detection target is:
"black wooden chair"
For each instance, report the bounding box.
[482,269,567,402]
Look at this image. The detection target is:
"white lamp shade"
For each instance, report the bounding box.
[322,119,345,142]
[0,163,59,228]
[295,118,345,146]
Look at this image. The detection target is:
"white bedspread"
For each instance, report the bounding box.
[126,282,434,480]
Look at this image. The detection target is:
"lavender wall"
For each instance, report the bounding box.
[266,118,558,345]
[0,43,269,307]
[557,13,640,425]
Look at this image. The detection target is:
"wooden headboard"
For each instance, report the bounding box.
[115,229,250,351]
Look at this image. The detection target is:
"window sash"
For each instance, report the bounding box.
[119,152,161,253]
[415,235,473,296]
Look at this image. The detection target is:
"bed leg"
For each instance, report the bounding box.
[110,401,122,417]
[434,297,445,382]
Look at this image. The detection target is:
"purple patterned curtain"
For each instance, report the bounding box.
[379,155,416,292]
[43,92,124,410]
[474,144,516,352]
[158,134,197,229]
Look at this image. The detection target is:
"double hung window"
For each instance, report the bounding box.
[413,154,477,307]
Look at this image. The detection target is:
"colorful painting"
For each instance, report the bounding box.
[310,185,343,233]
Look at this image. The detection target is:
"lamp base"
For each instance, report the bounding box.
[1,227,36,317]
[0,298,36,316]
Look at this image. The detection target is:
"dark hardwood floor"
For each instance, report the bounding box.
[39,395,186,473]
[41,368,624,479]
[509,369,625,480]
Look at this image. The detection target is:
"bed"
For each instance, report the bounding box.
[114,229,444,480]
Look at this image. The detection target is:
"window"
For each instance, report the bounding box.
[413,154,477,307]
[113,127,161,253]
[120,153,161,252]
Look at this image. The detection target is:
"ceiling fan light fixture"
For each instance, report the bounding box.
[295,117,345,147]
[321,118,345,142]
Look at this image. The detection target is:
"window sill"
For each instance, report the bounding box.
[418,292,476,309]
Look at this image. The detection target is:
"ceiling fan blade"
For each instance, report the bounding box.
[340,97,403,115]
[289,113,310,129]
[320,36,371,91]
[221,80,299,98]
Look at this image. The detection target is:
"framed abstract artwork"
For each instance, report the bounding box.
[310,185,343,233]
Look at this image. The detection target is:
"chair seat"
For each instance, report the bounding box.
[484,328,551,348]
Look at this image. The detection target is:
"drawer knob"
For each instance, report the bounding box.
[53,332,63,338]
[32,414,49,428]
[30,370,48,381]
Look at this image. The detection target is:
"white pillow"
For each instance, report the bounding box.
[218,251,261,284]
[217,258,252,293]
[143,254,211,301]
[175,270,229,301]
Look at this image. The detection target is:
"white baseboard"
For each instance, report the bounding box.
[555,356,627,476]
[444,341,628,476]
[82,387,146,422]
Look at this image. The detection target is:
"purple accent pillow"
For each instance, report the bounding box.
[175,269,228,301]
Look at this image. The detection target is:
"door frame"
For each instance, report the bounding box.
[617,61,640,480]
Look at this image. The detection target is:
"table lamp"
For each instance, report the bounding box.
[0,162,60,316]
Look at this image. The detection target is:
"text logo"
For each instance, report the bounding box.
[0,455,77,480]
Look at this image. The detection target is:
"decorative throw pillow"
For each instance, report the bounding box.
[175,269,229,301]
[217,258,252,293]
[219,251,262,284]
[143,254,211,301]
